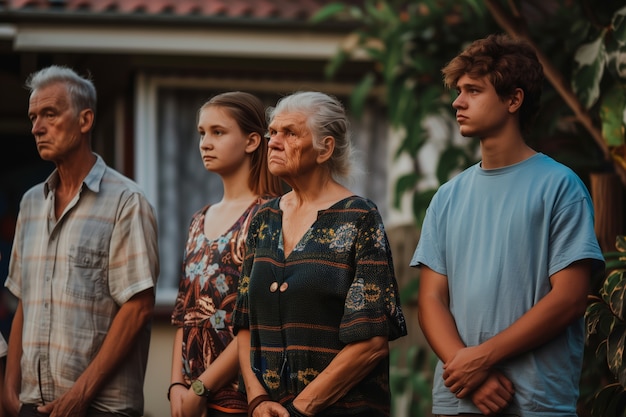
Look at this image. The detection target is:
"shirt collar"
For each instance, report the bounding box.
[43,153,106,197]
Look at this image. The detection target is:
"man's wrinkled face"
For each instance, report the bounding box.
[28,83,84,162]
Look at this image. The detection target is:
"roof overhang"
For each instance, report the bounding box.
[2,23,362,59]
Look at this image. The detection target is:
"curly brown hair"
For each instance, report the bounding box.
[442,33,544,134]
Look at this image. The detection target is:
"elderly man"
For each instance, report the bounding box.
[3,65,159,417]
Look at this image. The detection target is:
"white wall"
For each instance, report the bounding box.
[144,321,177,417]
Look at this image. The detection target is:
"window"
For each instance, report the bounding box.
[134,75,388,307]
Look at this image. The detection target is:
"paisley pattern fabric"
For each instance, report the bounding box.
[233,196,407,417]
[172,200,262,413]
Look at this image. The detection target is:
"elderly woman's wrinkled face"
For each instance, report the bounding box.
[266,111,319,180]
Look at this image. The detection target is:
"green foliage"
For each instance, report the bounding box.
[312,0,496,225]
[601,85,626,148]
[586,236,626,417]
[589,383,626,417]
[389,344,437,417]
[572,5,626,164]
[573,32,608,109]
[314,1,626,227]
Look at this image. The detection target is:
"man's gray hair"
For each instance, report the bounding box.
[26,65,97,115]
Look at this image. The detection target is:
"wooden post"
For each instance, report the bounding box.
[590,172,624,252]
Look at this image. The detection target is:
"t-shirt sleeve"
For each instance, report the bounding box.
[410,198,446,275]
[548,193,605,277]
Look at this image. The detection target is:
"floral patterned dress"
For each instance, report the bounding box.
[172,200,262,413]
[233,196,407,417]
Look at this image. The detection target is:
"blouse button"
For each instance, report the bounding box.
[279,282,288,292]
[269,282,279,292]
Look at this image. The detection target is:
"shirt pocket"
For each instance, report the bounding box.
[67,245,107,301]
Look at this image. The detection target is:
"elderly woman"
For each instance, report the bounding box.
[233,91,407,417]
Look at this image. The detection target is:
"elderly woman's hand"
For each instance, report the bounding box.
[251,399,290,417]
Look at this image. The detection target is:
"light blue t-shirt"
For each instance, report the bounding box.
[411,153,604,417]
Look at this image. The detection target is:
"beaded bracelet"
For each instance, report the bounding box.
[167,382,189,401]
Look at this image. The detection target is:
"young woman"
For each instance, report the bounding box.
[169,92,282,417]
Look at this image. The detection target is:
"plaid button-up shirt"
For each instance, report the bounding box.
[5,154,159,416]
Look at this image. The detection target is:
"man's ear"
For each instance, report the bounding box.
[245,132,262,154]
[317,136,335,164]
[79,109,94,133]
[508,88,524,114]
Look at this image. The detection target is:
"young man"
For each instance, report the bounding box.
[411,34,604,417]
[3,65,159,417]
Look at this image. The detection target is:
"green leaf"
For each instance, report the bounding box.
[607,322,626,384]
[591,383,626,417]
[596,339,609,361]
[435,147,460,184]
[364,0,387,23]
[573,33,607,109]
[412,188,437,226]
[393,172,419,209]
[324,49,349,79]
[399,276,419,305]
[606,259,626,271]
[376,0,396,22]
[603,269,626,319]
[462,0,486,17]
[310,3,347,23]
[403,117,427,155]
[586,300,615,341]
[617,236,626,252]
[611,6,626,48]
[605,250,626,260]
[350,73,376,118]
[605,383,626,416]
[389,82,414,127]
[605,37,626,84]
[600,84,626,147]
[383,42,403,85]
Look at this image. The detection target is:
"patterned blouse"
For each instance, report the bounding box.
[233,196,407,417]
[172,200,263,413]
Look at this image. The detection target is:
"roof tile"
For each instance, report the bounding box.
[5,0,353,21]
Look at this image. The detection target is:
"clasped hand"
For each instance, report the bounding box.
[252,400,310,417]
[443,345,490,396]
[442,346,515,415]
